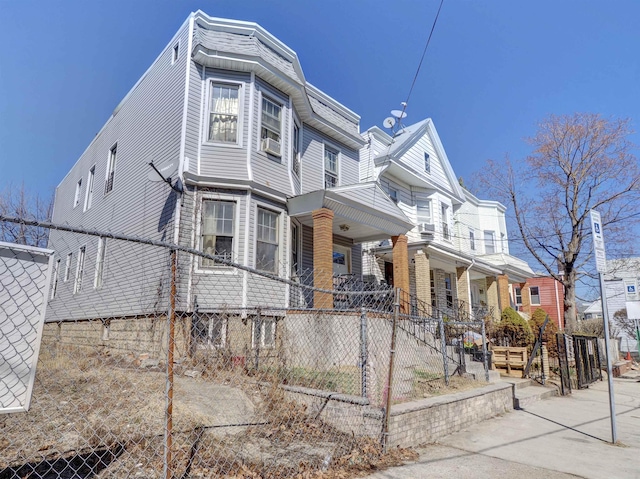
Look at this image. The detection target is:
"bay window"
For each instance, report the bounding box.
[256,207,279,273]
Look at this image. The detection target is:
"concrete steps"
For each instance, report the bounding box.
[503,378,558,409]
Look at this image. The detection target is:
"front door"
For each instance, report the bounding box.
[384,261,394,286]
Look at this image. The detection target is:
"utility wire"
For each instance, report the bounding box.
[403,0,445,111]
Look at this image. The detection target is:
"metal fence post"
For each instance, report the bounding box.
[360,307,368,398]
[481,320,489,383]
[164,249,177,479]
[438,312,450,386]
[382,289,399,452]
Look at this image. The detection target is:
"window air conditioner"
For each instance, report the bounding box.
[418,223,435,237]
[261,138,281,156]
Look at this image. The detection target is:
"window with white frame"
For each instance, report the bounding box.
[424,152,431,173]
[324,146,338,188]
[84,166,95,211]
[256,207,279,273]
[252,317,276,348]
[417,199,432,227]
[292,121,301,176]
[388,187,398,203]
[94,237,106,289]
[50,258,60,299]
[201,200,235,267]
[484,230,496,254]
[64,252,72,282]
[105,144,117,195]
[430,270,436,307]
[469,229,476,251]
[208,84,239,143]
[444,272,454,308]
[500,232,506,253]
[193,313,226,348]
[530,286,541,305]
[514,287,523,310]
[172,43,179,64]
[74,179,82,208]
[261,96,282,145]
[441,204,450,240]
[74,246,86,294]
[290,222,299,277]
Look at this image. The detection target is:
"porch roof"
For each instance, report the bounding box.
[287,182,414,243]
[479,253,535,283]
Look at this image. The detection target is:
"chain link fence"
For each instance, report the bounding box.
[1,217,489,478]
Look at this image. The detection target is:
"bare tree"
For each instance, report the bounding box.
[0,183,53,247]
[479,113,640,331]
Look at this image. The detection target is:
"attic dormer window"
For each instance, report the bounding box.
[424,153,431,173]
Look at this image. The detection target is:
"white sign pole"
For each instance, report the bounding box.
[590,209,618,444]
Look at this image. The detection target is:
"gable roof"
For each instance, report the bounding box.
[366,118,466,204]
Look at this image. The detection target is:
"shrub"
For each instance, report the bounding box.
[496,307,534,347]
[529,308,559,357]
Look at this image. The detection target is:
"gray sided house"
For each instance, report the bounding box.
[47,12,413,332]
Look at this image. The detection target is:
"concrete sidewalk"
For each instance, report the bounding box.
[364,377,640,479]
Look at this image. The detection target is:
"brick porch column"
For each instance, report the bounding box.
[486,276,500,321]
[456,266,471,316]
[391,234,410,314]
[521,282,531,315]
[497,274,510,313]
[312,208,334,309]
[414,250,431,311]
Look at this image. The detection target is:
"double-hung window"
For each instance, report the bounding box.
[324,147,338,188]
[50,258,60,299]
[201,200,235,267]
[469,229,476,251]
[94,237,107,289]
[74,246,86,294]
[530,286,541,305]
[84,166,95,211]
[441,204,450,240]
[292,122,301,176]
[484,230,496,254]
[514,287,523,310]
[261,97,281,141]
[256,208,279,273]
[417,199,432,227]
[64,253,72,282]
[208,84,239,143]
[74,179,82,208]
[105,144,117,195]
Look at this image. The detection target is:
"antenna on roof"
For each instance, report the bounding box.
[382,103,408,135]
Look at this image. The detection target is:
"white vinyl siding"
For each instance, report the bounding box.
[207,83,240,144]
[201,200,235,267]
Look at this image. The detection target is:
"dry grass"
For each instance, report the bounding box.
[1,346,418,478]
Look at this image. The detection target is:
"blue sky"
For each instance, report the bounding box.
[1,1,639,211]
